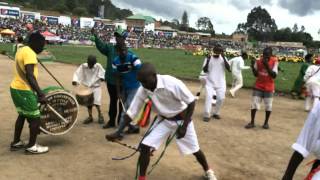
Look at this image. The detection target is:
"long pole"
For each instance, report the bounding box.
[37,59,65,89]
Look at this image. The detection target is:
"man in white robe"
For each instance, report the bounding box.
[73,55,106,124]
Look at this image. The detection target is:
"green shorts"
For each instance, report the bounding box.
[10,88,40,118]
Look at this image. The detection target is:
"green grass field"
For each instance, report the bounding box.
[0,43,301,93]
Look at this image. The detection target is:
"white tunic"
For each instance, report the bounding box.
[126,75,195,119]
[204,55,229,88]
[229,56,250,77]
[292,103,320,158]
[304,65,320,86]
[73,63,105,88]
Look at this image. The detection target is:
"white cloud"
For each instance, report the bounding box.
[111,0,320,40]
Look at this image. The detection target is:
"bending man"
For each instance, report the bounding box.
[107,63,217,180]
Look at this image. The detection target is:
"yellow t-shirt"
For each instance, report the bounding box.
[10,46,38,90]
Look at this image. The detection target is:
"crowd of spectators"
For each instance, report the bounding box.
[0,17,247,51]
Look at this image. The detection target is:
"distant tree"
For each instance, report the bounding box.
[33,0,47,9]
[273,27,313,47]
[161,20,177,29]
[65,0,78,11]
[180,11,189,31]
[10,0,133,19]
[196,17,214,35]
[73,7,88,16]
[234,23,247,33]
[238,6,277,41]
[54,3,68,13]
[292,23,298,33]
[11,0,25,3]
[172,19,180,26]
[88,0,100,16]
[273,27,292,42]
[103,0,132,19]
[300,25,305,32]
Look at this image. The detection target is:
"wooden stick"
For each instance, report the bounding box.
[47,104,68,123]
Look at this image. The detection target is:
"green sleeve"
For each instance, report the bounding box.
[94,35,112,56]
[300,64,309,76]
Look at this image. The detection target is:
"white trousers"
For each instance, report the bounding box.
[204,84,225,118]
[91,86,102,106]
[305,81,320,111]
[230,74,243,95]
[142,119,200,155]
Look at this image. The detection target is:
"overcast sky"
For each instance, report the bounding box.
[111,0,320,40]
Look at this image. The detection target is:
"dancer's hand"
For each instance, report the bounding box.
[37,93,47,104]
[177,126,187,139]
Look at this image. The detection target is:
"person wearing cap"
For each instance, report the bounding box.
[91,27,128,129]
[303,57,320,111]
[245,47,278,130]
[202,44,230,121]
[105,42,142,140]
[291,54,313,99]
[228,51,250,97]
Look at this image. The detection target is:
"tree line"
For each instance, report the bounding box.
[235,6,318,48]
[166,6,319,48]
[6,0,133,20]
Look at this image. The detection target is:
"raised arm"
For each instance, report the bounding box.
[263,59,277,79]
[91,28,111,56]
[222,54,231,72]
[202,57,210,73]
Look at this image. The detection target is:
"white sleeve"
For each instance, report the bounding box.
[97,63,105,80]
[73,65,83,83]
[174,79,195,104]
[304,67,313,82]
[272,61,279,74]
[240,59,250,70]
[228,58,234,66]
[126,87,148,120]
[292,105,320,158]
[222,56,229,65]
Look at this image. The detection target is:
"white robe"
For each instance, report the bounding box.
[73,63,105,105]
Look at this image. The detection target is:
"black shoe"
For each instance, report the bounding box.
[262,124,270,129]
[102,123,115,129]
[212,114,221,120]
[125,127,140,134]
[203,117,210,122]
[83,117,93,124]
[105,132,123,141]
[98,115,105,124]
[245,123,255,129]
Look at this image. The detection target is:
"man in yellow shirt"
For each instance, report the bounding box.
[10,31,48,154]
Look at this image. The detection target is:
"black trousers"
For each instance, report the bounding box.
[106,82,122,126]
